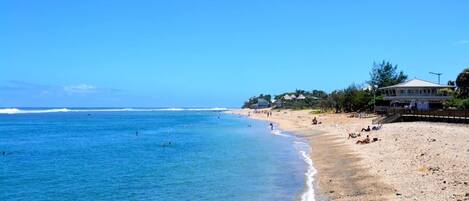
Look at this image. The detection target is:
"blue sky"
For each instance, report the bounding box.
[1,0,468,107]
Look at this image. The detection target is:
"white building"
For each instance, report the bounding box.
[283,94,293,100]
[296,94,306,100]
[379,79,454,110]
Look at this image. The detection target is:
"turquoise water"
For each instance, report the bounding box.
[0,109,310,201]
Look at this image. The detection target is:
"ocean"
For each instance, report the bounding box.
[0,108,315,201]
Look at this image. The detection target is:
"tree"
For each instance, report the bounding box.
[369,60,408,88]
[241,94,272,108]
[311,90,328,99]
[456,68,469,97]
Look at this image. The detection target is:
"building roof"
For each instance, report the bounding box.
[380,79,454,89]
[296,94,306,100]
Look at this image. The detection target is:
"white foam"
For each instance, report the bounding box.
[0,107,229,114]
[0,108,20,114]
[269,128,317,201]
[0,108,70,114]
[271,129,291,138]
[299,148,317,201]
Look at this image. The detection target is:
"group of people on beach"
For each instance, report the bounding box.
[252,109,273,117]
[353,134,379,144]
[348,124,382,144]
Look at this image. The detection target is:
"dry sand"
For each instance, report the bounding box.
[228,109,469,201]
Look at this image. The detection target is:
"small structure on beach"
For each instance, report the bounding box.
[379,79,455,111]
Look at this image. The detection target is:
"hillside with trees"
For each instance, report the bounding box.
[242,62,469,112]
[243,60,410,112]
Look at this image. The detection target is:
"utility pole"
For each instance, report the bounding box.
[429,72,442,84]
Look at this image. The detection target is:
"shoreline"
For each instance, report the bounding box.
[272,127,322,201]
[228,109,469,201]
[261,120,324,201]
[228,109,394,200]
[227,110,335,201]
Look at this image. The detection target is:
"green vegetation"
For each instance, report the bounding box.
[242,94,272,109]
[443,68,469,109]
[444,98,469,110]
[273,90,325,110]
[243,62,468,112]
[368,60,408,88]
[456,68,469,97]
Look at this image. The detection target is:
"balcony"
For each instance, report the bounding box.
[383,95,452,101]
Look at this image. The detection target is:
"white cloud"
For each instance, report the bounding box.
[63,84,97,93]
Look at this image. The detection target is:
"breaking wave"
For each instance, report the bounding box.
[271,129,291,138]
[294,141,317,201]
[270,128,317,201]
[0,108,229,114]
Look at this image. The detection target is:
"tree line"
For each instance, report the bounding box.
[242,61,469,111]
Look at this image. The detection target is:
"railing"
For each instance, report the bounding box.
[386,108,469,123]
[383,96,452,100]
[372,113,401,124]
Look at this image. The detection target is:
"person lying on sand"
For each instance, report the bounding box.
[372,124,382,131]
[348,132,361,139]
[356,135,371,144]
[361,126,371,132]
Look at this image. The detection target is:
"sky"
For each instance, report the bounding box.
[1,0,469,107]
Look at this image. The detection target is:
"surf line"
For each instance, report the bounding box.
[271,127,317,201]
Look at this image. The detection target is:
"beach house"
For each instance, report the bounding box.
[296,94,306,100]
[252,98,270,109]
[378,79,455,111]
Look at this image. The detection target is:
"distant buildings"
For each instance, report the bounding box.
[251,98,270,109]
[283,94,293,100]
[296,94,306,100]
[282,94,308,101]
[379,79,454,110]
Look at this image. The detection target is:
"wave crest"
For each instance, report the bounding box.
[0,108,229,114]
[0,108,70,114]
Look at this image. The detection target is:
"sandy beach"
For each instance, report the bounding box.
[228,109,469,201]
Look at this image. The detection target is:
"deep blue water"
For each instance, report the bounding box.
[0,110,308,201]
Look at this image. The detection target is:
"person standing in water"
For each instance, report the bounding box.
[269,123,274,130]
